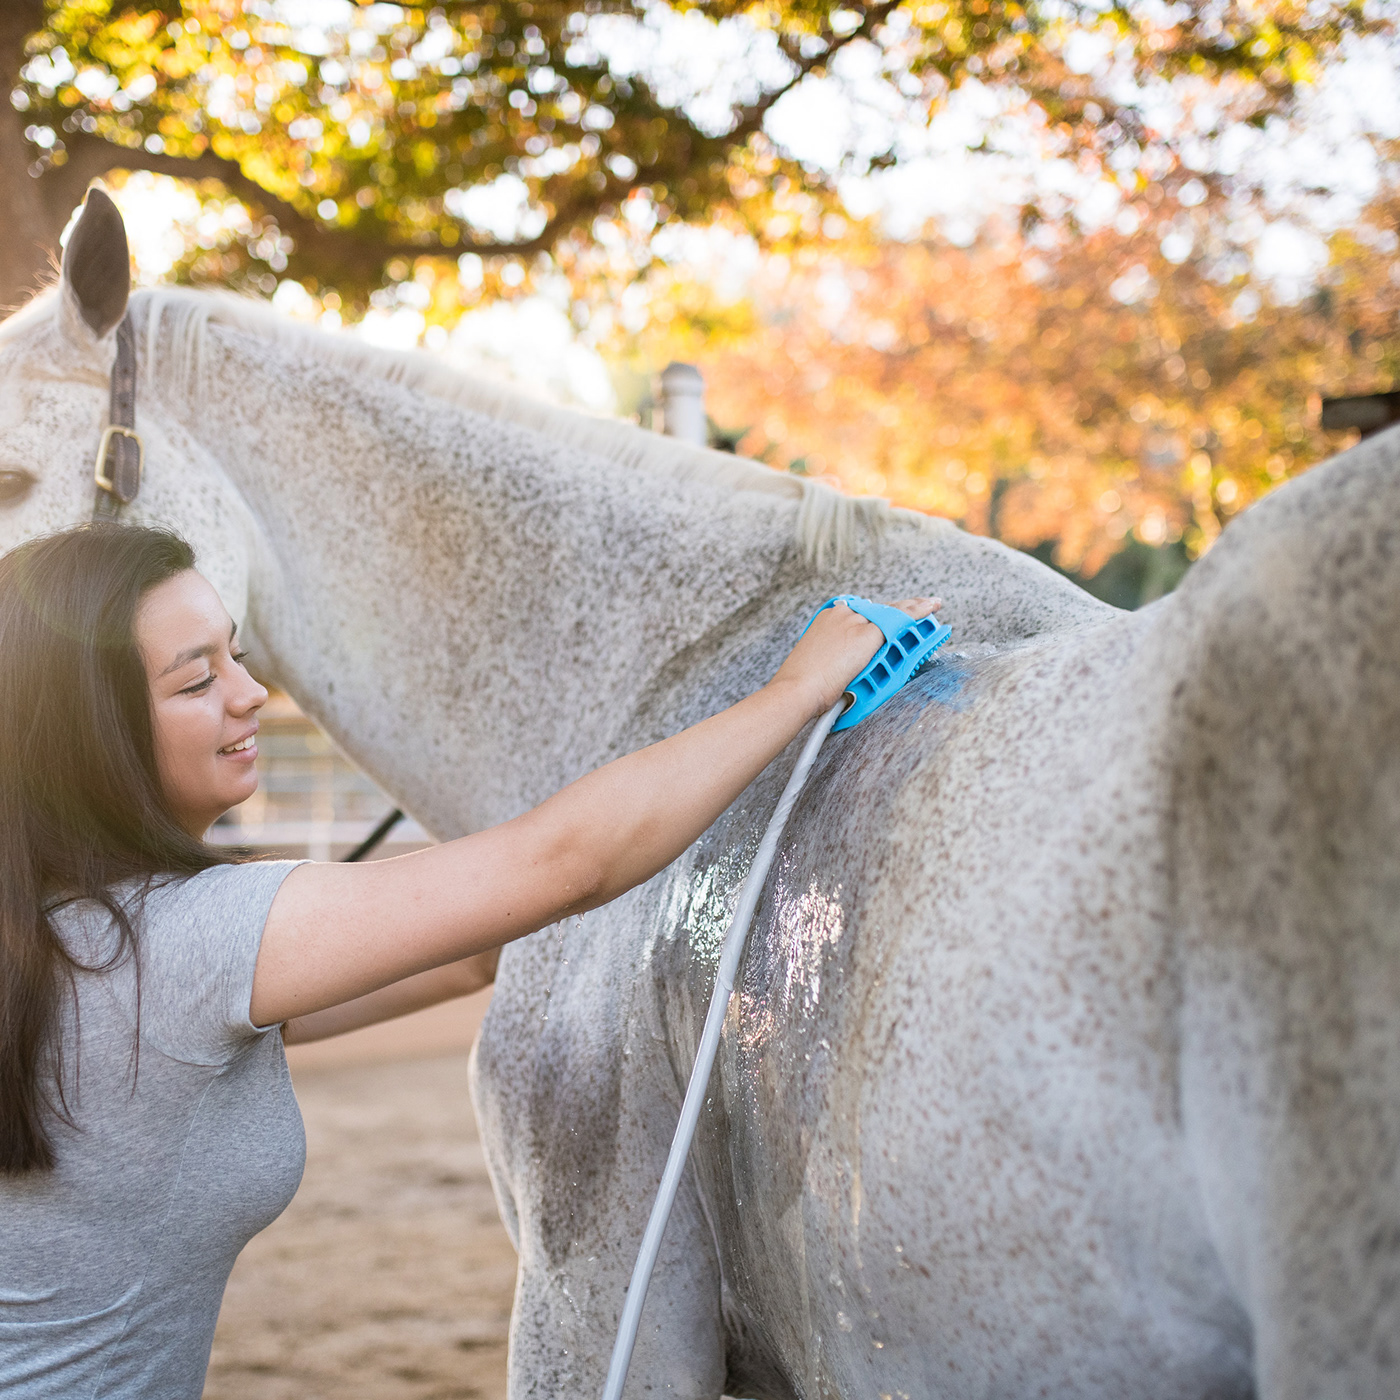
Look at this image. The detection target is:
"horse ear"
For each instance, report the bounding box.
[60,186,131,340]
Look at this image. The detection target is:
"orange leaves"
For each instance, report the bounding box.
[626,189,1398,575]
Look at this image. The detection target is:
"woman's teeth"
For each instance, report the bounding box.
[220,736,255,754]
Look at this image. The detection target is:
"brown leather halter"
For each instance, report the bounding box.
[92,314,142,520]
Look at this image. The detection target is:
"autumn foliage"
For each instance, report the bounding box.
[4,0,1380,309]
[622,179,1400,577]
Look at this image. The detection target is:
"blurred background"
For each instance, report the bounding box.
[6,0,1398,597]
[3,4,1396,1394]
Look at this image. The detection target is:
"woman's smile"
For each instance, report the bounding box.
[135,569,269,835]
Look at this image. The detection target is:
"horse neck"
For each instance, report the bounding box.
[183,319,811,834]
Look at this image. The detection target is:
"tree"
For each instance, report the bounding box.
[615,167,1400,576]
[1,0,1379,311]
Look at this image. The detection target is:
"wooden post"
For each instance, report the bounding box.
[659,362,707,445]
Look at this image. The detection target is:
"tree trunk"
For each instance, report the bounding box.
[0,1,66,314]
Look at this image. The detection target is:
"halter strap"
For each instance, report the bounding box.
[92,314,142,520]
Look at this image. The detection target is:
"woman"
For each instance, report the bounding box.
[0,521,935,1398]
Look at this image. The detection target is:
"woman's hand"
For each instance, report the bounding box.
[771,597,942,716]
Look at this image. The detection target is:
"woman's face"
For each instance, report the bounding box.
[134,569,268,837]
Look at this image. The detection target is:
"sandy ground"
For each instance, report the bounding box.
[203,991,516,1400]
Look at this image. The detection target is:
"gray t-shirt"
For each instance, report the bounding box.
[0,860,307,1399]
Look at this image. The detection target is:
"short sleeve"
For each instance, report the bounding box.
[133,861,307,1066]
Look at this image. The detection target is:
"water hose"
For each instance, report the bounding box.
[600,596,951,1399]
[600,697,843,1400]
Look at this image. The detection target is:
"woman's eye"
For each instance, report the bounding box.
[179,675,215,696]
[232,650,249,665]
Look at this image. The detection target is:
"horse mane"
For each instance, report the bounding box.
[104,285,932,569]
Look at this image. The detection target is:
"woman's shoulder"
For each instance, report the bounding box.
[143,859,309,1060]
[53,860,308,1064]
[51,860,304,938]
[144,858,307,911]
[136,859,307,963]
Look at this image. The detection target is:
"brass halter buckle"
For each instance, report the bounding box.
[93,424,144,499]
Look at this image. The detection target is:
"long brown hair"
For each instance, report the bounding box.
[0,523,231,1173]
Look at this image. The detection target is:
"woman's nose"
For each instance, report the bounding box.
[233,673,269,716]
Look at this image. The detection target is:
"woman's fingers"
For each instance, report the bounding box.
[771,594,948,716]
[890,596,942,618]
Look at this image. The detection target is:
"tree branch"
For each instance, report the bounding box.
[48,130,625,276]
[43,0,863,291]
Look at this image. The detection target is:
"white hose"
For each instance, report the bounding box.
[600,699,846,1400]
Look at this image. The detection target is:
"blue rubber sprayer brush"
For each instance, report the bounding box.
[600,595,951,1400]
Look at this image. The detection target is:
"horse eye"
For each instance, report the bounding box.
[0,469,35,504]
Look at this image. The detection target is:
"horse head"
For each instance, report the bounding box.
[0,187,262,629]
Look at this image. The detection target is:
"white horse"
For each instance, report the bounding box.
[2,190,1397,1399]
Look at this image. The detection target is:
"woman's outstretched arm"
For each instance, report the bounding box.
[250,598,935,1028]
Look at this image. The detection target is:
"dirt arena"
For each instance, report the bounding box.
[203,991,515,1400]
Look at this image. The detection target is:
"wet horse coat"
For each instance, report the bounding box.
[1,197,1397,1398]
